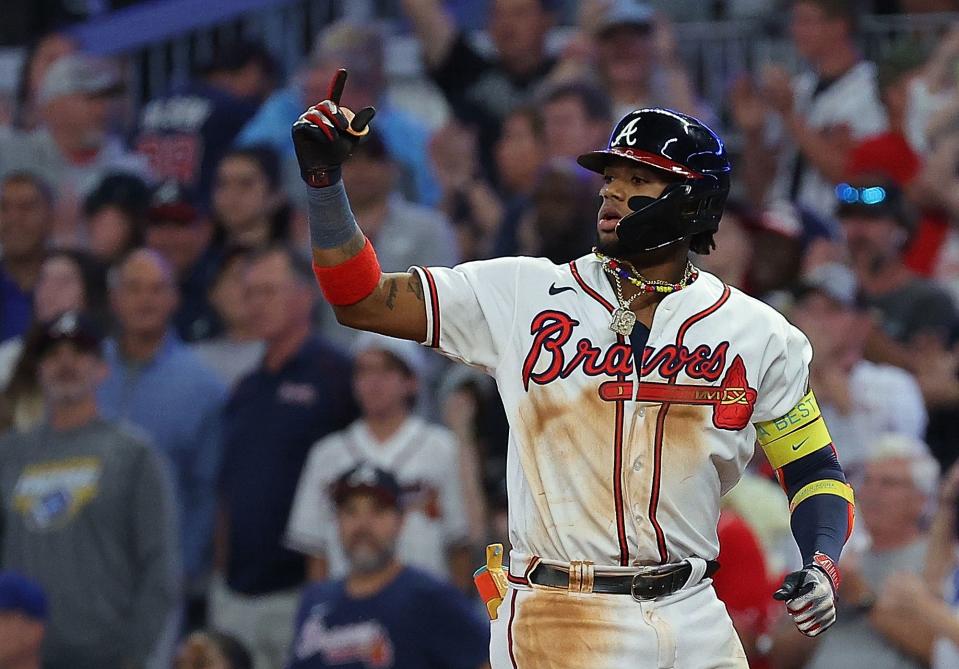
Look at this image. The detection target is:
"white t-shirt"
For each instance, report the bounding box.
[285,416,469,580]
[409,254,810,577]
[821,360,927,475]
[769,60,888,221]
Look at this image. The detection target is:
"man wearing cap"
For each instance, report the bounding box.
[0,311,179,669]
[144,181,223,342]
[286,465,489,669]
[836,181,958,362]
[0,54,149,237]
[788,262,927,475]
[0,571,47,669]
[568,1,707,123]
[286,333,473,588]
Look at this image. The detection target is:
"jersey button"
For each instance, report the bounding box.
[632,457,642,471]
[638,407,646,418]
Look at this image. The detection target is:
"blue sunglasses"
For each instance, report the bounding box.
[835,183,887,205]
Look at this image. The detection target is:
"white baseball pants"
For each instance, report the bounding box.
[489,579,748,669]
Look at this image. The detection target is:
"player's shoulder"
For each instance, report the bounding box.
[719,278,797,331]
[447,254,566,276]
[422,254,574,294]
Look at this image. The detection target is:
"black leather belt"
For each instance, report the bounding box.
[529,560,719,600]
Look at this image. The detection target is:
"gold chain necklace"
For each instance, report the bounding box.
[597,254,698,336]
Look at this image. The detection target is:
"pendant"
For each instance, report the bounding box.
[609,307,637,336]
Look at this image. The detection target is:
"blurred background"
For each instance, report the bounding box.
[1,0,959,668]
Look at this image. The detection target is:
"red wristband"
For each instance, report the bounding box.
[313,238,382,306]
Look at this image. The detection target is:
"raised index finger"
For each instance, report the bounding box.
[327,69,347,105]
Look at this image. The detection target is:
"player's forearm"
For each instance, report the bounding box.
[307,183,428,340]
[756,391,854,567]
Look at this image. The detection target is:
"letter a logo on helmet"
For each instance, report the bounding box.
[611,116,641,146]
[578,108,731,253]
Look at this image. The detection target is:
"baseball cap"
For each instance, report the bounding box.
[595,0,655,36]
[0,572,48,622]
[147,181,201,225]
[331,465,402,509]
[38,54,124,104]
[352,331,426,378]
[34,311,104,359]
[792,263,860,309]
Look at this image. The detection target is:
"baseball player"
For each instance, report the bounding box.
[292,69,855,668]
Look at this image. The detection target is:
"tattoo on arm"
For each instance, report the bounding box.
[385,278,399,310]
[407,272,424,302]
[312,231,367,266]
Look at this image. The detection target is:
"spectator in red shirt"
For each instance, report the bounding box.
[713,510,777,669]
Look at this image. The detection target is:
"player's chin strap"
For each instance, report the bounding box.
[681,557,709,590]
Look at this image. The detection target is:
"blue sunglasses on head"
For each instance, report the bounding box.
[835,183,887,205]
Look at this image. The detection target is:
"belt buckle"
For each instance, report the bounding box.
[630,572,659,601]
[630,565,675,601]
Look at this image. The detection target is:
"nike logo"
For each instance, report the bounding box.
[792,438,809,451]
[549,283,576,296]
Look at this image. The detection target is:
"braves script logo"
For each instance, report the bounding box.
[522,310,757,430]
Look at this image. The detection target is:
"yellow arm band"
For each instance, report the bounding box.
[755,390,834,468]
[788,478,855,513]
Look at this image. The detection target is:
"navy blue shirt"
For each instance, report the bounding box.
[136,81,260,204]
[287,567,489,669]
[0,265,31,342]
[221,336,357,595]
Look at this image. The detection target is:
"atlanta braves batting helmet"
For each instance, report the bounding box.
[577,108,731,253]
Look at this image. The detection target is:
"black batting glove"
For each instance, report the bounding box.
[292,69,376,187]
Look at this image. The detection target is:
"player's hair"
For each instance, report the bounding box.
[791,0,859,33]
[541,80,613,124]
[689,232,715,255]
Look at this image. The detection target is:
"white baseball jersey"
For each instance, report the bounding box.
[410,254,810,579]
[285,417,470,579]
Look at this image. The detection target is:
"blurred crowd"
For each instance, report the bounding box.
[2,0,959,668]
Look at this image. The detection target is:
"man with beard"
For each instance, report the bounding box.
[286,466,488,669]
[0,311,179,669]
[291,71,854,667]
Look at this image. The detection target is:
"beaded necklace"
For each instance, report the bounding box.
[594,250,698,335]
[595,250,698,293]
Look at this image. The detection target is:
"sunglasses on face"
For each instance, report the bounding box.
[835,183,888,206]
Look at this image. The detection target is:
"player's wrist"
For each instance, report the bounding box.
[808,552,841,593]
[302,165,342,188]
[307,181,359,250]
